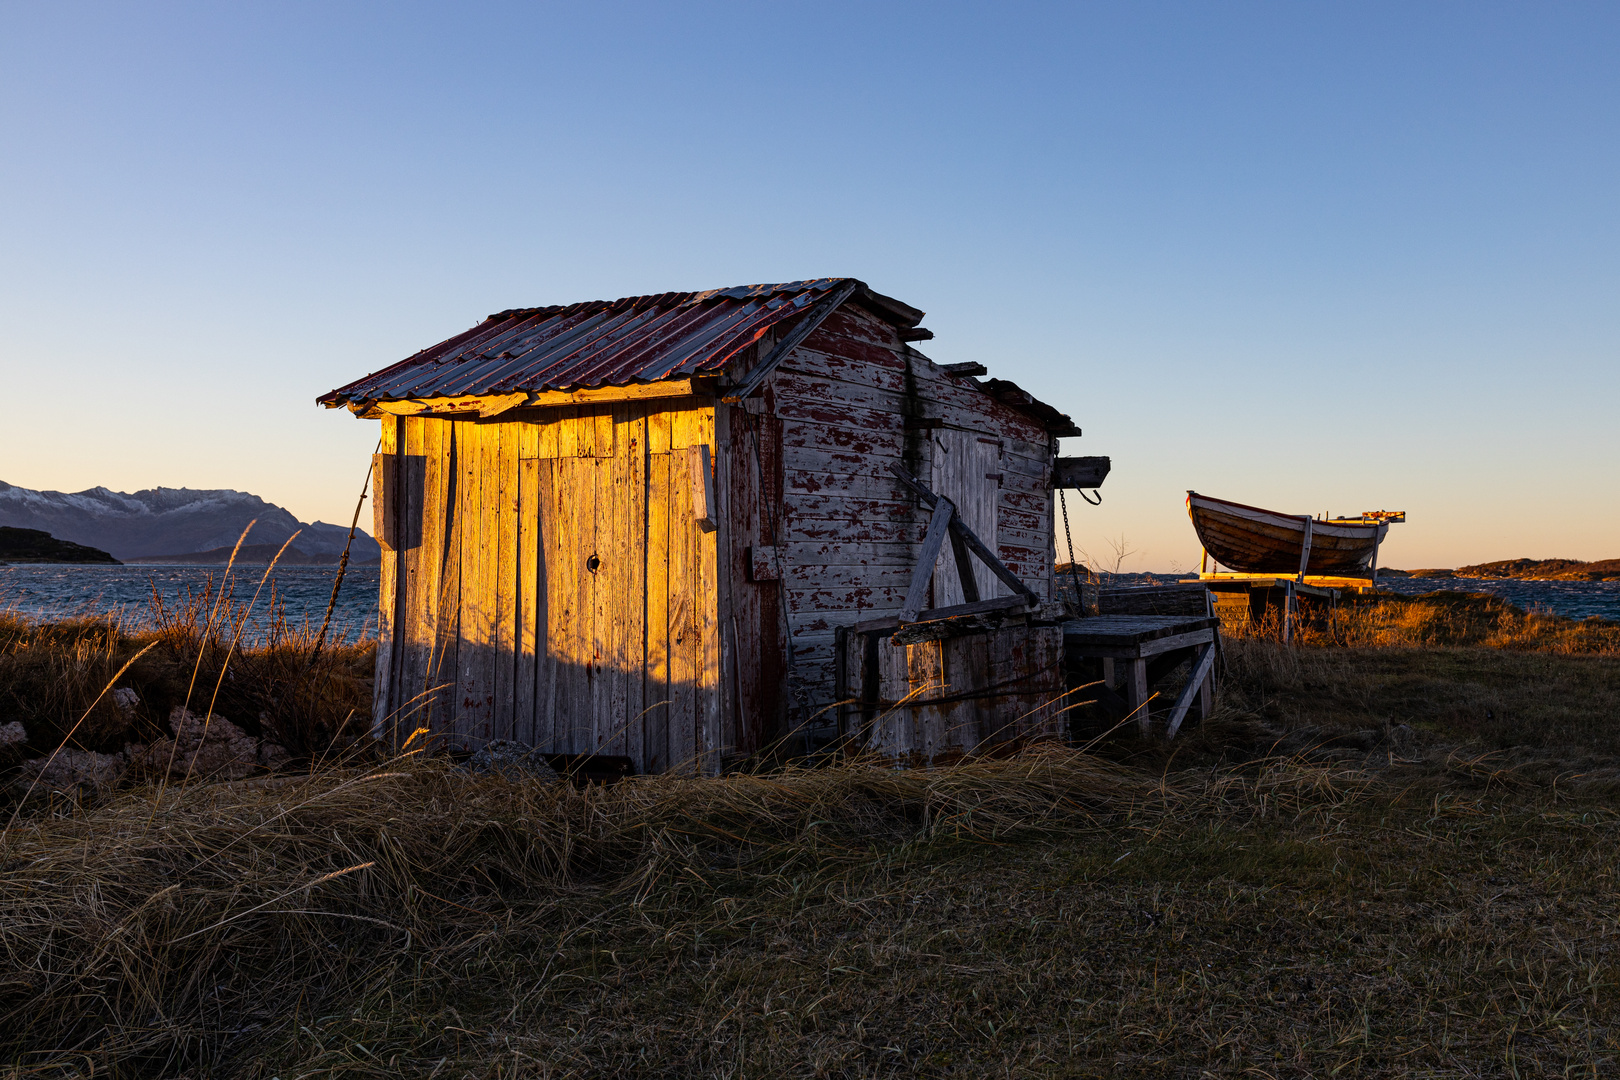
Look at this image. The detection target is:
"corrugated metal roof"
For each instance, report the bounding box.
[317,277,1080,437]
[318,278,911,408]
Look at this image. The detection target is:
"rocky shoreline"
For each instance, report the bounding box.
[1396,558,1620,583]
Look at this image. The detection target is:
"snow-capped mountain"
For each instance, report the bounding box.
[0,482,380,563]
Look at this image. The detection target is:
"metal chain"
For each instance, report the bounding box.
[1058,488,1088,616]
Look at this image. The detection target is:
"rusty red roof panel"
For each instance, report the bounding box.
[319,278,887,407]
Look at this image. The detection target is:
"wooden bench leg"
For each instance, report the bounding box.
[1164,643,1216,740]
[1129,658,1151,736]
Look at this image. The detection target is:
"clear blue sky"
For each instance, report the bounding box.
[3,2,1615,570]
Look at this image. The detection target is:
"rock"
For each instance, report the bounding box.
[111,687,139,720]
[15,748,128,796]
[257,741,293,769]
[0,721,25,750]
[464,740,559,781]
[133,707,262,781]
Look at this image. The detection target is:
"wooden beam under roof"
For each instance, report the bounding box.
[348,378,711,420]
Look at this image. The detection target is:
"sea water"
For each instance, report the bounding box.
[0,564,381,644]
[5,565,1617,637]
[1374,575,1620,621]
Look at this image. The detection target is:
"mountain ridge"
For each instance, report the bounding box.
[0,481,380,564]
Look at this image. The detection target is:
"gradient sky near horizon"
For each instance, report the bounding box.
[3,2,1616,572]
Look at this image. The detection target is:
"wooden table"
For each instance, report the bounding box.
[1062,615,1220,739]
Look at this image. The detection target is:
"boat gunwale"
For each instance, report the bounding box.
[1187,491,1386,541]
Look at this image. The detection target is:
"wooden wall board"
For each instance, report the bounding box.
[668,450,697,774]
[493,424,519,741]
[780,540,919,566]
[779,416,903,458]
[397,419,430,737]
[697,443,722,774]
[622,406,648,768]
[372,420,398,738]
[515,457,540,745]
[644,450,672,773]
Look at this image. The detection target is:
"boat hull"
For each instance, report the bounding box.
[1188,492,1387,576]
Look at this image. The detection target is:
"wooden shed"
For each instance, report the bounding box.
[319,279,1105,772]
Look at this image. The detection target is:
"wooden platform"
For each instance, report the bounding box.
[1195,573,1373,592]
[1063,616,1219,739]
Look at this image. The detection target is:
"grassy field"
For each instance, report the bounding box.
[1,592,1618,1077]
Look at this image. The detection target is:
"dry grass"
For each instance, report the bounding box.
[1237,589,1620,654]
[7,745,1619,1077]
[0,576,374,764]
[2,588,1619,1076]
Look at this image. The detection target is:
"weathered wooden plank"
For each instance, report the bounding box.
[670,403,712,451]
[623,407,647,770]
[900,497,956,623]
[697,439,722,774]
[668,452,696,774]
[779,540,919,566]
[458,422,496,746]
[783,470,910,500]
[396,419,430,738]
[997,511,1045,540]
[593,408,615,459]
[493,423,519,740]
[371,422,398,740]
[773,396,902,434]
[535,412,560,459]
[645,451,671,774]
[516,456,540,746]
[781,443,900,481]
[774,371,1049,443]
[690,444,716,528]
[1164,643,1217,740]
[556,407,580,459]
[647,408,673,454]
[591,448,614,751]
[428,421,462,743]
[398,418,438,738]
[783,564,918,589]
[778,415,904,458]
[909,640,945,764]
[786,584,906,613]
[449,423,484,747]
[534,461,560,752]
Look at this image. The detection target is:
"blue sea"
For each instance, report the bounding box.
[1372,575,1620,621]
[4,565,1617,638]
[0,564,381,644]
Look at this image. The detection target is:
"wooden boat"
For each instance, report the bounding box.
[1187,492,1403,577]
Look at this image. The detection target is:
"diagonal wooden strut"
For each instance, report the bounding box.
[886,462,1039,626]
[900,497,958,623]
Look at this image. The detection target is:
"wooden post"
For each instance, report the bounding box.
[1296,516,1314,583]
[1130,659,1150,736]
[1283,580,1295,644]
[1370,526,1382,591]
[1201,547,1208,574]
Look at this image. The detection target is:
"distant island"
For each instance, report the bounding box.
[0,527,121,565]
[1397,558,1620,583]
[0,481,379,565]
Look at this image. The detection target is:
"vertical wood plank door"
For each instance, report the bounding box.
[930,428,1003,606]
